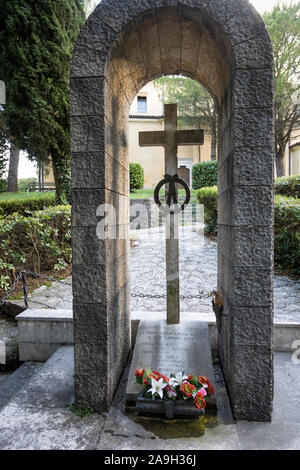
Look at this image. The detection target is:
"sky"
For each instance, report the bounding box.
[250,0,298,13]
[87,0,299,15]
[18,0,298,179]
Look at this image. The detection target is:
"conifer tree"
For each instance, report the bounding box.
[0,0,85,199]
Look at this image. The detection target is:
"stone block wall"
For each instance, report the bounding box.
[71,0,274,419]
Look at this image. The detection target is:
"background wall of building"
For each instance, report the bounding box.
[129,81,212,188]
[285,126,300,176]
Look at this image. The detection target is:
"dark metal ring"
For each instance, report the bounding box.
[154,174,190,214]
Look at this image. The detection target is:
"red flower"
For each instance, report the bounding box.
[197,375,209,385]
[197,376,214,396]
[143,372,160,385]
[135,369,145,378]
[180,382,196,398]
[158,373,169,383]
[194,391,206,410]
[187,374,194,382]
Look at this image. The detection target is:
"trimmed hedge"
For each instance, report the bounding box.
[192,161,218,190]
[196,187,300,276]
[196,186,218,235]
[275,175,300,198]
[0,192,57,216]
[274,196,300,275]
[130,162,144,192]
[0,205,71,290]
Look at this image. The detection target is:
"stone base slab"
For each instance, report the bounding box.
[16,309,300,362]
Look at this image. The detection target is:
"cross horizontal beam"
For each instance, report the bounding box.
[139,129,204,147]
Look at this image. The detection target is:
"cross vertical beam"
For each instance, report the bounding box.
[139,103,204,325]
[164,105,180,324]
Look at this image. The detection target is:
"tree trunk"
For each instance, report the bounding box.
[210,127,217,161]
[275,150,285,177]
[51,153,64,201]
[7,143,20,192]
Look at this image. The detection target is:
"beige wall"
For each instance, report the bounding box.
[130,82,163,116]
[285,126,300,176]
[44,165,55,183]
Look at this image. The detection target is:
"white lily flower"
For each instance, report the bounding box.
[148,377,167,399]
[169,377,179,388]
[174,372,189,385]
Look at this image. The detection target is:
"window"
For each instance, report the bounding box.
[137,96,147,114]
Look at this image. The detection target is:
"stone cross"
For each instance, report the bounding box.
[139,104,204,324]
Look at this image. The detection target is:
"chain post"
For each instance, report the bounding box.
[22,272,29,308]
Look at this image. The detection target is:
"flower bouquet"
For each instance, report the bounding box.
[135,368,215,419]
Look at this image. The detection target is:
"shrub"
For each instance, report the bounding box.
[0,192,57,216]
[130,162,144,192]
[275,175,300,198]
[0,179,7,192]
[196,187,300,276]
[18,178,37,191]
[192,161,218,190]
[0,205,71,290]
[274,196,300,275]
[196,186,218,234]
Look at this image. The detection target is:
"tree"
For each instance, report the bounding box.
[154,76,217,160]
[7,144,19,192]
[0,126,8,190]
[0,0,85,200]
[263,3,300,177]
[0,107,19,192]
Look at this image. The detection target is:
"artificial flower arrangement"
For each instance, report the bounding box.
[135,368,214,411]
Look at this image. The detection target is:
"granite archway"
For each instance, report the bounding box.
[71,0,274,421]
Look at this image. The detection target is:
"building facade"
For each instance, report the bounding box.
[285,126,300,176]
[128,81,212,188]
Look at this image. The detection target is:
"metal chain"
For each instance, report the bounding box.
[0,271,25,306]
[0,270,71,306]
[21,270,72,286]
[0,269,212,307]
[131,290,213,300]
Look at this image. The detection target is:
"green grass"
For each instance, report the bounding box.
[0,190,56,202]
[130,188,197,202]
[69,404,94,418]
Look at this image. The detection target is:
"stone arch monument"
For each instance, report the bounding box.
[71,0,274,421]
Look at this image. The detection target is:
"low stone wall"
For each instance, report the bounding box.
[16,309,300,362]
[17,309,73,362]
[0,319,18,365]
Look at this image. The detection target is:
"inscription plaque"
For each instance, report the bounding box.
[126,320,216,404]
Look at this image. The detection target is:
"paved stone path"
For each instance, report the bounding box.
[22,227,299,322]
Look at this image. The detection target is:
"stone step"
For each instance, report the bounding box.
[0,346,102,450]
[0,361,43,411]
